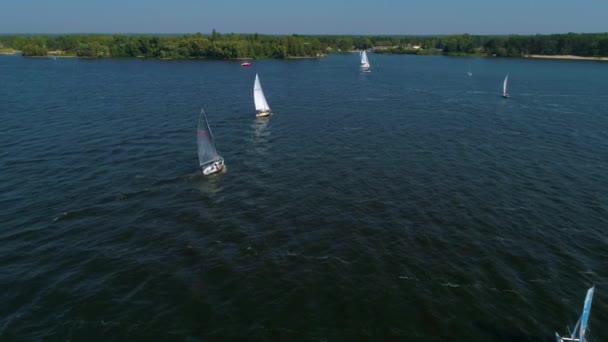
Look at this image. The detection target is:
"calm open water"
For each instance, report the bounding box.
[1,54,607,341]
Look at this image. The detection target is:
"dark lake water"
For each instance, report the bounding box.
[1,53,607,341]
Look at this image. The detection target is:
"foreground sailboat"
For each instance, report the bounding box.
[555,285,595,342]
[254,74,272,117]
[197,109,225,176]
[360,50,370,72]
[502,74,509,98]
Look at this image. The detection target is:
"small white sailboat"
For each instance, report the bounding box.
[253,74,272,117]
[555,285,595,342]
[502,74,509,98]
[467,63,472,77]
[197,109,224,176]
[360,50,370,72]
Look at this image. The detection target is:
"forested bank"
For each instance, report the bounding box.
[0,31,325,58]
[371,33,608,57]
[1,31,607,59]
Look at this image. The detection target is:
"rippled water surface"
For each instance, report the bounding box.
[1,54,607,341]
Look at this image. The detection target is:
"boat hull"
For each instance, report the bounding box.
[256,111,272,117]
[554,333,578,342]
[202,158,225,176]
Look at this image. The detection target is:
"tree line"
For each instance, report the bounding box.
[0,31,324,58]
[359,33,608,57]
[1,31,607,58]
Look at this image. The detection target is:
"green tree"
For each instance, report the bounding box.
[336,37,353,52]
[21,44,48,56]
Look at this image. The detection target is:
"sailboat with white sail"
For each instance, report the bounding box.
[254,74,272,117]
[197,109,224,176]
[360,50,371,72]
[502,75,509,98]
[555,285,595,342]
[467,63,472,77]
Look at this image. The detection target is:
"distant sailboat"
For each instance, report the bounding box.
[555,286,595,342]
[197,109,225,176]
[502,75,509,98]
[467,63,472,77]
[360,50,371,72]
[254,73,272,117]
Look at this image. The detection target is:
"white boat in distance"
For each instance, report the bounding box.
[254,74,272,117]
[555,285,595,342]
[197,109,225,176]
[360,50,370,72]
[502,74,509,98]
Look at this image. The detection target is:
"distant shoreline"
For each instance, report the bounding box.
[286,55,326,59]
[3,32,608,61]
[4,51,608,62]
[4,53,327,60]
[525,54,608,61]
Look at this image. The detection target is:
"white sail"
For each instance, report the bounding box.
[503,75,509,96]
[197,109,220,168]
[253,74,271,113]
[360,50,370,69]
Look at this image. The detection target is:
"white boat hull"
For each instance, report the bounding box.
[202,159,225,176]
[555,333,579,342]
[256,111,272,117]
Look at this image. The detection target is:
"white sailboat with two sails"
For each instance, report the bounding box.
[360,50,371,72]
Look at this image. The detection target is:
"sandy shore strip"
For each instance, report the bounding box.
[526,54,608,61]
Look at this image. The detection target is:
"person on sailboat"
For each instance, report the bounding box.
[213,160,223,172]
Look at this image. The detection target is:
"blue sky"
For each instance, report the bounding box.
[1,0,607,35]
